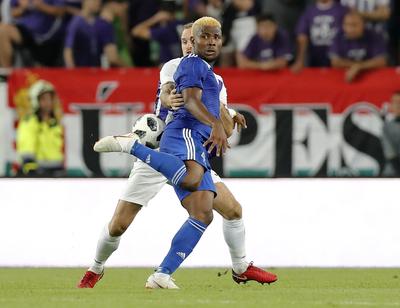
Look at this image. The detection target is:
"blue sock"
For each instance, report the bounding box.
[131,143,187,186]
[157,217,207,275]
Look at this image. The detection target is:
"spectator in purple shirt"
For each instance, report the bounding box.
[291,0,348,72]
[329,11,387,82]
[0,0,65,67]
[237,13,293,70]
[64,0,124,67]
[131,1,181,65]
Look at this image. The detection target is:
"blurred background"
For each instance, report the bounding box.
[0,0,399,178]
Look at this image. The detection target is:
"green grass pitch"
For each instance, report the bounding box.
[0,268,399,307]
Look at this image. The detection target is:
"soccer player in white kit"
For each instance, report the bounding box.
[77,22,277,289]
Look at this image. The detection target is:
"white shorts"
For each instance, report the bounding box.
[120,160,223,207]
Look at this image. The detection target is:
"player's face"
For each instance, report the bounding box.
[193,26,222,62]
[257,20,277,41]
[343,15,364,39]
[181,28,193,56]
[391,94,400,115]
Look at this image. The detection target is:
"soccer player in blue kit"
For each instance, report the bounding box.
[93,16,276,289]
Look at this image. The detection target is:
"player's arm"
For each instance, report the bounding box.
[220,103,233,138]
[160,82,184,110]
[182,87,228,156]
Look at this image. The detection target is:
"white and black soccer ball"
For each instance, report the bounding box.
[132,114,165,149]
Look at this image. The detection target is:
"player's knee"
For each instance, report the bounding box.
[197,210,213,225]
[224,200,242,220]
[108,220,129,237]
[181,177,202,191]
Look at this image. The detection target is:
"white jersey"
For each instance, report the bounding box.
[155,57,229,124]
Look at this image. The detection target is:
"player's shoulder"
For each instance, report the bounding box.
[181,54,211,69]
[162,57,183,72]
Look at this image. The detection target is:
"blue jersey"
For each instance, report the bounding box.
[166,54,220,138]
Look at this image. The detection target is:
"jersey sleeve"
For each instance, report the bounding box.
[174,56,208,91]
[160,58,180,85]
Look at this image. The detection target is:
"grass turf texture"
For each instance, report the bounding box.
[0,268,399,307]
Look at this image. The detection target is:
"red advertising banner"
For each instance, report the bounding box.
[6,68,400,178]
[8,68,400,113]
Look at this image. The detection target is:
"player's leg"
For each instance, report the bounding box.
[77,199,141,288]
[212,181,247,274]
[78,162,168,288]
[212,180,277,284]
[146,164,215,289]
[93,128,205,191]
[0,24,22,67]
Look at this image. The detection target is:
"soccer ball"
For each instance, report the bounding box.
[132,114,165,149]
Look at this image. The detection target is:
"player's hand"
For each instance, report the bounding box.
[233,112,247,132]
[204,120,229,157]
[168,89,184,110]
[345,64,361,83]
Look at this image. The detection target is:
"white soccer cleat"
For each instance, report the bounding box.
[93,133,139,153]
[145,272,180,289]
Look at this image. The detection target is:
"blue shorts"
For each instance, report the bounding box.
[160,128,216,201]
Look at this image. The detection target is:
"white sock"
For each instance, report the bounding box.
[223,218,249,274]
[89,225,121,274]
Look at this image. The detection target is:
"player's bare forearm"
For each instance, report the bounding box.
[220,103,233,138]
[182,87,219,126]
[183,87,228,156]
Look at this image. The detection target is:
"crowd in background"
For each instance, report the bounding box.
[0,0,398,72]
